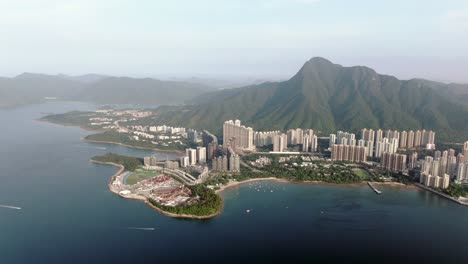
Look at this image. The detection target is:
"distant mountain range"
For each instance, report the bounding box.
[0,73,215,107]
[152,57,468,142]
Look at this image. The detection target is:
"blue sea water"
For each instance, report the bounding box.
[0,102,467,264]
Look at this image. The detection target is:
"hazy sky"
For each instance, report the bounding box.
[1,0,468,82]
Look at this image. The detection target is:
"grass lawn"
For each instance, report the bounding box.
[126,169,160,185]
[353,168,371,180]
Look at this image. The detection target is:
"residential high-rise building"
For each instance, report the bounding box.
[254,131,280,147]
[196,147,207,163]
[202,130,218,160]
[447,156,457,178]
[400,131,408,149]
[186,148,197,165]
[414,130,422,147]
[456,163,467,182]
[273,134,288,152]
[311,135,318,152]
[381,152,407,172]
[408,152,418,170]
[302,135,310,152]
[329,134,336,148]
[464,141,468,162]
[180,156,190,168]
[407,130,415,148]
[331,144,367,163]
[365,141,374,157]
[223,120,254,151]
[431,160,440,177]
[144,156,159,167]
[361,128,375,143]
[376,129,383,144]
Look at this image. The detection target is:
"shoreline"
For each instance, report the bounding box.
[215,177,417,194]
[90,159,220,219]
[83,138,185,155]
[40,118,184,154]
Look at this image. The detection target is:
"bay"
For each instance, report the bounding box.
[0,102,467,264]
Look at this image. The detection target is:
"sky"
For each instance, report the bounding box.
[1,0,468,82]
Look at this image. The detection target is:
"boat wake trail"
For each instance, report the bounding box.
[126,227,156,231]
[0,205,22,210]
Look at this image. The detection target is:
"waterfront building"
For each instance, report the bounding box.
[456,163,466,182]
[223,120,254,151]
[447,156,457,177]
[408,152,418,170]
[422,156,434,175]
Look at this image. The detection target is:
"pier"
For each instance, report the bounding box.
[367,182,382,195]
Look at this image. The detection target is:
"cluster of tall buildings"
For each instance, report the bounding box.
[330,129,436,161]
[271,129,318,153]
[330,144,367,163]
[144,156,159,167]
[254,131,280,147]
[454,141,468,183]
[148,125,186,135]
[223,120,254,151]
[180,147,207,167]
[380,152,407,172]
[273,133,288,152]
[419,144,468,189]
[202,130,218,160]
[212,147,240,172]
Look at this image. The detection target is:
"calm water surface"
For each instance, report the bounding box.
[0,102,467,264]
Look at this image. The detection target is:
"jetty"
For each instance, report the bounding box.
[367,182,382,195]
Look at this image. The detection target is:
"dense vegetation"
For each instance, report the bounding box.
[444,184,468,198]
[92,153,143,171]
[151,57,468,142]
[148,185,222,216]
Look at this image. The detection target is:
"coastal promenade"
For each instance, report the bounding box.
[415,183,468,206]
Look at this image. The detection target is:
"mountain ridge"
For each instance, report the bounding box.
[152,57,468,142]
